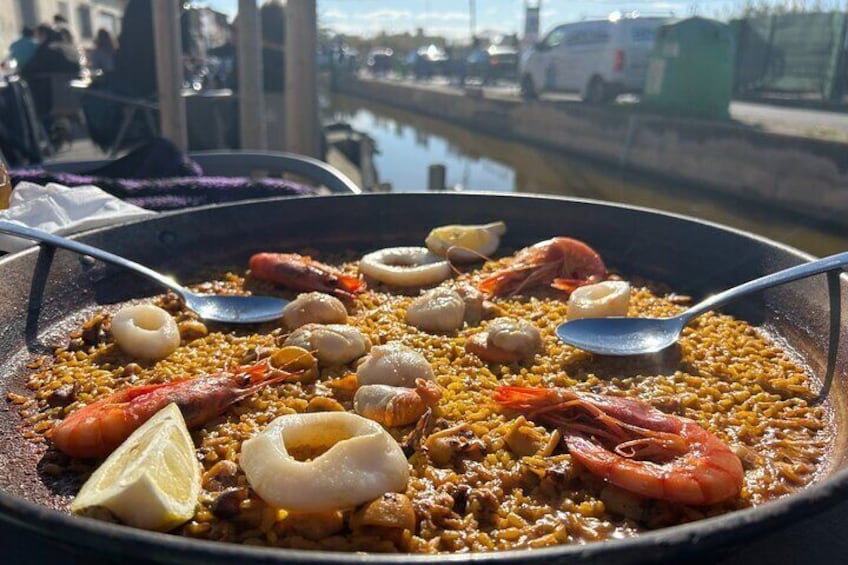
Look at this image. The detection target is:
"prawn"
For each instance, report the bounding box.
[477,237,606,297]
[494,386,743,506]
[466,317,542,364]
[354,378,443,427]
[249,252,366,300]
[50,362,295,459]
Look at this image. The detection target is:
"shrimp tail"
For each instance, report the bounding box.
[493,385,558,407]
[335,273,367,298]
[237,360,299,397]
[476,273,505,296]
[551,278,584,294]
[477,271,519,297]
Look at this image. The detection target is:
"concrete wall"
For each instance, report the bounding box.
[0,2,25,56]
[335,76,848,228]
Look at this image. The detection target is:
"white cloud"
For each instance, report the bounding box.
[320,7,473,38]
[322,9,467,22]
[321,9,347,20]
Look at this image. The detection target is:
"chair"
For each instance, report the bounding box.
[45,73,83,120]
[76,83,159,157]
[42,150,362,194]
[0,76,52,165]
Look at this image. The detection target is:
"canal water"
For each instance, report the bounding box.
[328,93,846,257]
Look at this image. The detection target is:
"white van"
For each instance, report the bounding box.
[520,15,667,103]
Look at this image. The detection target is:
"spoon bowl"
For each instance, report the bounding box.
[556,316,687,356]
[556,251,848,356]
[0,221,289,324]
[182,293,289,324]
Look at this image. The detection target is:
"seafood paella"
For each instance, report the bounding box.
[9,221,834,553]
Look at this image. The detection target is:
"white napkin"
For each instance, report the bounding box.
[0,181,157,253]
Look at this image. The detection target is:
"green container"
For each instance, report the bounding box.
[642,17,733,120]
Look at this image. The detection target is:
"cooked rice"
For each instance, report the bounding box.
[12,254,833,553]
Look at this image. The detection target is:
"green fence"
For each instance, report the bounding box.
[732,12,848,102]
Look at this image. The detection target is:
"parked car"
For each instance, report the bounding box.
[366,47,394,76]
[519,15,667,103]
[466,44,519,84]
[403,45,450,80]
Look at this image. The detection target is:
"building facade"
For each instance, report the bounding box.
[2,0,127,58]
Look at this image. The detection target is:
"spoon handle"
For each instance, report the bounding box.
[683,251,848,321]
[0,221,186,297]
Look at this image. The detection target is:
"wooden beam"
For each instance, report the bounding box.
[285,0,321,158]
[152,0,188,151]
[237,0,266,150]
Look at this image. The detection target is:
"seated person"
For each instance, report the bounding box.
[20,24,80,79]
[8,27,37,68]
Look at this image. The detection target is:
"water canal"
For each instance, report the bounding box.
[328,92,846,257]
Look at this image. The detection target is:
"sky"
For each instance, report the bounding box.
[203,1,776,39]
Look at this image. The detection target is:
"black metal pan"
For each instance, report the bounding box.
[0,193,846,564]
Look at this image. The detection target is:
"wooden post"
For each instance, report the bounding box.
[237,0,266,150]
[285,0,321,158]
[428,164,446,191]
[0,162,11,209]
[152,0,188,151]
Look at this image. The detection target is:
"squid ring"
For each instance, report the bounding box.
[567,281,631,320]
[111,304,180,361]
[240,412,409,512]
[359,246,451,287]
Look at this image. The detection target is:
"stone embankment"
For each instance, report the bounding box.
[335,76,848,228]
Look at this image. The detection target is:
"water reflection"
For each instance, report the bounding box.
[332,97,514,193]
[328,93,846,256]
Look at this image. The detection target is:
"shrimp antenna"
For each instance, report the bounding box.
[445,245,494,276]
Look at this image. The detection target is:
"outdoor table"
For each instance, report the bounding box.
[73,83,238,155]
[182,89,237,151]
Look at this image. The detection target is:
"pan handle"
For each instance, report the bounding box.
[0,221,187,296]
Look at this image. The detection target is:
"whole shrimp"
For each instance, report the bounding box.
[494,386,743,506]
[249,252,366,300]
[477,237,606,297]
[51,362,295,459]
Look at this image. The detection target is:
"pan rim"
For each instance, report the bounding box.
[0,191,842,563]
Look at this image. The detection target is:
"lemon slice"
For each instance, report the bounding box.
[70,403,201,531]
[425,221,506,262]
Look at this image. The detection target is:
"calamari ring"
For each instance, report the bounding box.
[567,280,631,320]
[359,246,451,287]
[111,304,180,361]
[240,412,409,512]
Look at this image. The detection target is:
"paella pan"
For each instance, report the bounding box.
[0,193,846,563]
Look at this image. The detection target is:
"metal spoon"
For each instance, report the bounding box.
[0,221,289,324]
[556,251,848,356]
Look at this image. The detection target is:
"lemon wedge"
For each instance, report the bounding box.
[70,403,202,532]
[425,221,506,262]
